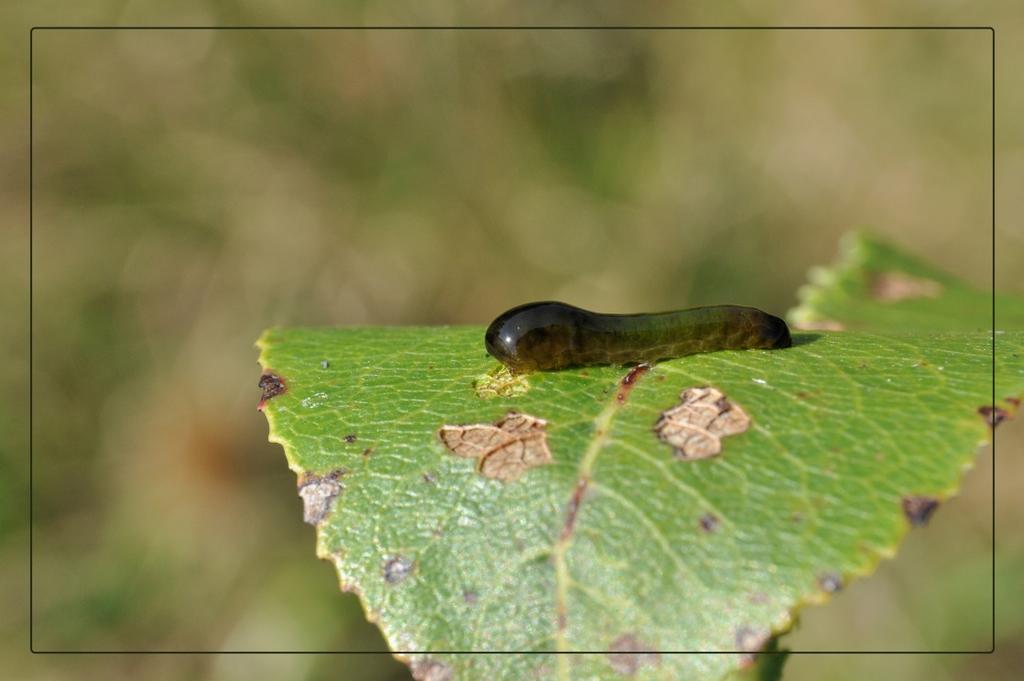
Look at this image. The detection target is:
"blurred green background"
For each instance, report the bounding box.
[4,3,1024,680]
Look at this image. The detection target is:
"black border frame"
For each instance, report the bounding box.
[29,25,998,658]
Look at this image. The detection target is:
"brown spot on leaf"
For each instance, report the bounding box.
[735,625,770,667]
[818,572,843,593]
[902,495,940,527]
[699,513,720,533]
[343,433,358,443]
[438,411,552,482]
[256,372,286,411]
[297,469,346,525]
[383,555,414,584]
[616,364,650,404]
[560,478,589,541]
[735,625,770,650]
[654,387,750,460]
[362,447,374,458]
[463,588,479,604]
[410,658,452,681]
[978,405,1009,428]
[871,271,943,302]
[607,633,660,676]
[422,471,437,485]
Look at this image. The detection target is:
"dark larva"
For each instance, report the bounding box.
[485,301,792,372]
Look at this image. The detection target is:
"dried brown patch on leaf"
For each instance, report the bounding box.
[607,633,660,676]
[654,387,751,460]
[438,411,552,482]
[871,271,943,301]
[256,372,286,411]
[297,469,346,525]
[902,495,940,527]
[410,658,452,681]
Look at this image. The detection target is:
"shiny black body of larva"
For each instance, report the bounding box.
[485,301,792,372]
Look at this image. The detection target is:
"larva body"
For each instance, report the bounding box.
[485,301,792,372]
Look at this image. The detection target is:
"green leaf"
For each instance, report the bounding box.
[790,230,1021,407]
[789,231,1024,332]
[257,235,1022,681]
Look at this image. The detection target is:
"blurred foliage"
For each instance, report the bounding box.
[3,3,1023,680]
[791,231,1024,332]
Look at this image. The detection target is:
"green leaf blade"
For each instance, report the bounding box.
[258,322,1022,680]
[789,231,1024,332]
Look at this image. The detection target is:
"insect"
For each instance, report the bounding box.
[485,301,792,372]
